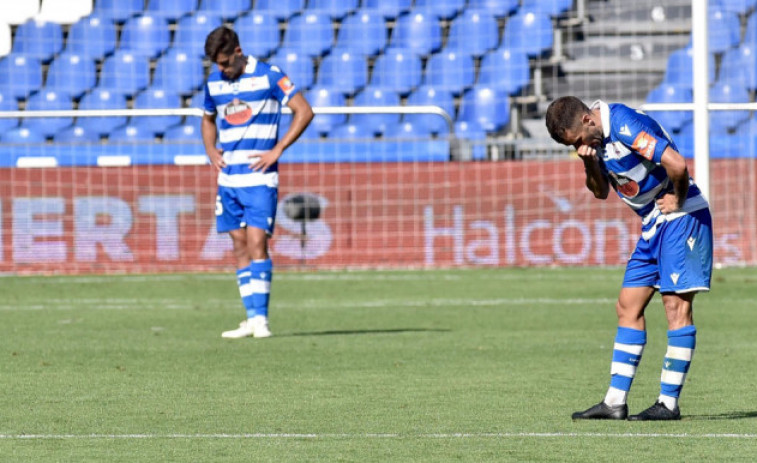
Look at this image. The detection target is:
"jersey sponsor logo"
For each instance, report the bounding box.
[277,76,294,95]
[632,131,657,160]
[609,172,640,198]
[223,98,253,125]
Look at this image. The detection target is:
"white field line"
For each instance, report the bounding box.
[0,297,618,311]
[0,432,756,440]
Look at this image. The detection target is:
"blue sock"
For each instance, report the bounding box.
[604,327,646,406]
[247,259,273,318]
[659,325,696,408]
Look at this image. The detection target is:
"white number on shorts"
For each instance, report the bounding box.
[215,195,223,216]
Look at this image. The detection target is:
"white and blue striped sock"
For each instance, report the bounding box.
[658,325,696,410]
[604,327,646,406]
[247,259,272,318]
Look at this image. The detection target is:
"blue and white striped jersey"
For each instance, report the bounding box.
[204,56,298,188]
[593,100,709,240]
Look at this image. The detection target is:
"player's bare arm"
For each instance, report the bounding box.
[657,146,689,214]
[250,93,314,172]
[577,144,610,200]
[201,113,226,172]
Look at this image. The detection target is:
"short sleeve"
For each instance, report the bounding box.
[203,82,216,115]
[614,109,670,164]
[268,65,299,105]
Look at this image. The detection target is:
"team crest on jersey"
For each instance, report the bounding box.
[223,98,253,125]
[277,76,294,94]
[609,172,640,198]
[631,131,657,160]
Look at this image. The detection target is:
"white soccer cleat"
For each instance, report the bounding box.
[221,317,272,339]
[250,316,272,338]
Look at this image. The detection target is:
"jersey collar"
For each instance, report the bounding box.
[590,99,612,144]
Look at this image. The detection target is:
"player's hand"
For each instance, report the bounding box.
[656,193,682,214]
[576,144,598,164]
[208,147,226,172]
[250,147,283,173]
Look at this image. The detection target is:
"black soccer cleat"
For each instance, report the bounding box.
[628,401,681,421]
[571,401,628,420]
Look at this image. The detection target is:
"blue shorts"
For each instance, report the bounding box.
[215,185,278,234]
[623,208,713,293]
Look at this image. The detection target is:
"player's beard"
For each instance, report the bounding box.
[224,55,248,81]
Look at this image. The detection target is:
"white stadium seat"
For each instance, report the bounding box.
[0,22,11,58]
[37,0,93,24]
[0,0,40,25]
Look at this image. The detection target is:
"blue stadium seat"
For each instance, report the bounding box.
[278,113,321,139]
[405,85,455,135]
[521,0,575,17]
[329,122,374,139]
[131,88,184,135]
[363,0,412,19]
[709,81,751,132]
[93,0,144,23]
[663,47,716,89]
[2,127,46,144]
[719,0,757,15]
[146,0,197,21]
[316,50,367,96]
[446,9,499,58]
[99,51,152,98]
[282,12,333,57]
[198,0,251,21]
[305,87,346,135]
[269,48,315,90]
[153,49,205,96]
[174,12,223,58]
[478,47,530,95]
[0,91,18,132]
[45,53,97,99]
[423,51,474,95]
[254,0,304,21]
[457,86,510,132]
[645,84,693,132]
[163,123,200,141]
[77,88,128,136]
[66,15,117,61]
[718,45,757,91]
[414,0,466,20]
[454,121,487,160]
[383,121,433,139]
[306,0,359,20]
[335,10,387,57]
[392,10,442,56]
[54,125,101,143]
[234,11,280,58]
[120,14,172,59]
[0,54,43,100]
[467,0,519,17]
[21,89,73,137]
[370,48,422,95]
[109,125,156,143]
[11,19,64,63]
[350,86,401,135]
[744,13,757,46]
[701,5,741,53]
[673,121,694,158]
[190,90,206,110]
[502,10,553,58]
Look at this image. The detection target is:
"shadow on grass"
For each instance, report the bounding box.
[685,411,757,421]
[282,328,450,337]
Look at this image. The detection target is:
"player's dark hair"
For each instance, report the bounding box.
[545,96,591,145]
[204,26,240,62]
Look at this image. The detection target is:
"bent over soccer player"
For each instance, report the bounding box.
[202,26,313,339]
[545,96,713,421]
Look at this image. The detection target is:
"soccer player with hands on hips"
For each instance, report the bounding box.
[202,26,313,339]
[545,96,713,421]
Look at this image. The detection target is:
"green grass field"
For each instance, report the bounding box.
[2,267,756,462]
